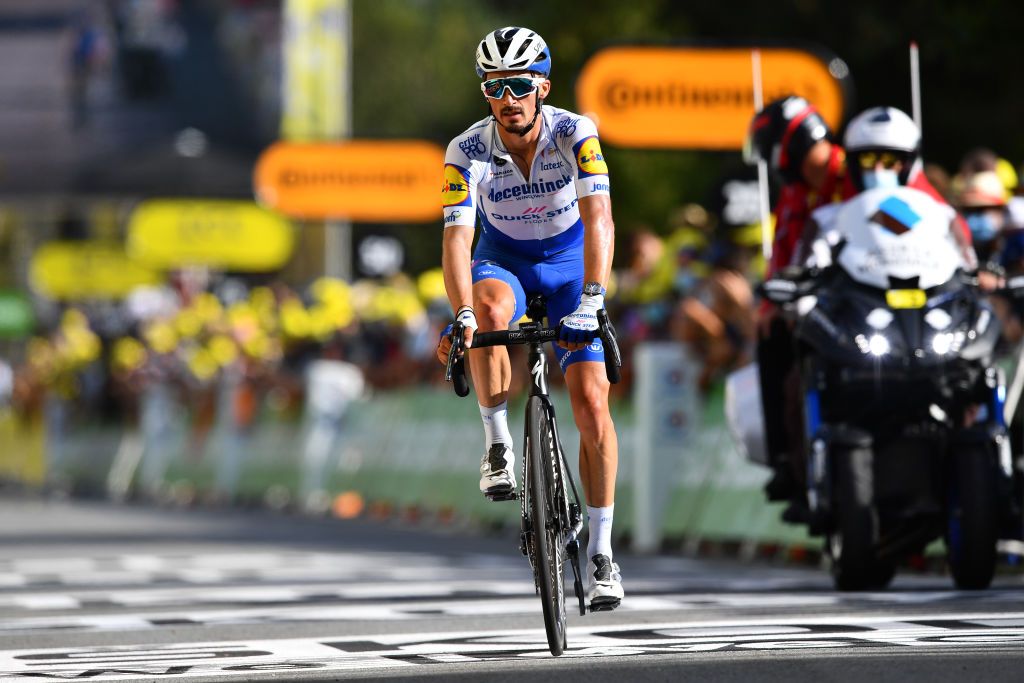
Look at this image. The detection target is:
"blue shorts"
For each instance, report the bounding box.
[471,245,604,373]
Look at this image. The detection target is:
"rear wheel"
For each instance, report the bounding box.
[527,397,566,655]
[828,445,883,591]
[947,444,998,590]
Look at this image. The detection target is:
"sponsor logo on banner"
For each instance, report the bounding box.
[575,136,609,177]
[575,46,848,150]
[442,164,472,207]
[254,140,445,221]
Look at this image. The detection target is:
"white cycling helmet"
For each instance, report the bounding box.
[844,106,920,153]
[475,27,551,78]
[843,107,921,189]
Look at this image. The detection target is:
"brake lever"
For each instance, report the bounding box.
[597,309,621,384]
[444,321,470,397]
[444,321,464,382]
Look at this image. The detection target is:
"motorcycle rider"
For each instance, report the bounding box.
[746,100,973,513]
[797,106,976,272]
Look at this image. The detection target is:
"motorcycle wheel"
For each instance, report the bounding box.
[828,444,884,591]
[946,443,998,590]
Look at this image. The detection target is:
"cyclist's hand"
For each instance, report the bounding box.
[436,307,478,365]
[558,293,602,351]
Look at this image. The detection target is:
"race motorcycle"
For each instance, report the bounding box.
[742,186,1020,591]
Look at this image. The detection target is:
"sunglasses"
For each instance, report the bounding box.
[856,151,905,170]
[480,76,546,100]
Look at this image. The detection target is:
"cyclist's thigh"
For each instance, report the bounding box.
[539,257,605,374]
[472,257,527,326]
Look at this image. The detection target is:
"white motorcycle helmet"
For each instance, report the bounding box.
[843,107,921,190]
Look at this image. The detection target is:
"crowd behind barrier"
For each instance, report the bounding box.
[1,150,1023,554]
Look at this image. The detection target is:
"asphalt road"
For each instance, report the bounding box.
[0,497,1022,682]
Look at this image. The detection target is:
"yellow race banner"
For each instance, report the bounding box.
[576,46,848,150]
[254,140,445,222]
[127,199,295,271]
[281,0,349,141]
[30,242,162,300]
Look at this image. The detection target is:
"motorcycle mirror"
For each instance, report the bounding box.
[761,278,801,304]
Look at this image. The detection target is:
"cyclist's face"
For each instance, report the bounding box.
[485,70,550,133]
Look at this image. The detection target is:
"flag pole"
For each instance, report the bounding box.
[752,49,772,261]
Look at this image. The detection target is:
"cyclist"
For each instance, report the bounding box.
[436,27,622,610]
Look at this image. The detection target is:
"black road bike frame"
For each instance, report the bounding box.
[444,296,621,656]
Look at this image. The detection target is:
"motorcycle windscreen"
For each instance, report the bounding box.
[831,187,962,291]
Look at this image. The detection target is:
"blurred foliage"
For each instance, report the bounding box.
[350,0,1024,274]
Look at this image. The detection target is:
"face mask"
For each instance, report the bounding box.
[862,169,900,190]
[966,213,999,242]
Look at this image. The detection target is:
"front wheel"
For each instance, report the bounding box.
[527,396,567,655]
[947,443,998,590]
[828,445,884,591]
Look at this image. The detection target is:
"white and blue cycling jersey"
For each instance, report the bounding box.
[442,106,611,371]
[443,105,610,259]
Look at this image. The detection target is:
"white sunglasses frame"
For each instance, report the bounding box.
[479,76,547,100]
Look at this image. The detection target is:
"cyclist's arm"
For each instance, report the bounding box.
[566,115,614,291]
[579,194,614,289]
[442,224,476,316]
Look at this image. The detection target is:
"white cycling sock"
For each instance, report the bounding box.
[587,504,614,560]
[479,401,512,450]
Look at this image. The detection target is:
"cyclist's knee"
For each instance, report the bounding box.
[474,290,514,332]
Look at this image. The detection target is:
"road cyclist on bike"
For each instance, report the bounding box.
[436,26,623,610]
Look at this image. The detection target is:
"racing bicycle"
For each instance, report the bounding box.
[444,295,621,656]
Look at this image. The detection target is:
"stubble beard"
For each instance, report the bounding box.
[500,105,527,134]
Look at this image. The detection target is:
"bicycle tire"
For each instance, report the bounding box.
[527,395,567,656]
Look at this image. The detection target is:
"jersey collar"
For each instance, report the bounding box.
[489,106,552,163]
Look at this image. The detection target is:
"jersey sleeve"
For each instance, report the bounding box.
[560,115,610,199]
[442,139,476,228]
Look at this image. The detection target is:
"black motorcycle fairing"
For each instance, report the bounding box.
[795,270,997,371]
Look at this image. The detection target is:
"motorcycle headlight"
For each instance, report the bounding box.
[855,333,890,356]
[930,330,966,355]
[932,332,954,355]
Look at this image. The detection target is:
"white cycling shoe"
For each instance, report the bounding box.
[586,554,623,611]
[479,444,517,501]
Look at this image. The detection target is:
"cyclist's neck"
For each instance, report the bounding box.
[495,120,542,181]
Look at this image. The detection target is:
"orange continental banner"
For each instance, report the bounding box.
[255,140,446,222]
[576,46,849,150]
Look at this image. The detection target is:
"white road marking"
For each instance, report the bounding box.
[1,591,1024,634]
[1,614,1023,680]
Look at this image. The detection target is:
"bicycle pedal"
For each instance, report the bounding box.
[589,597,621,613]
[483,486,518,502]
